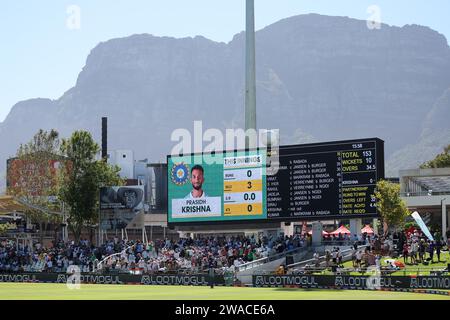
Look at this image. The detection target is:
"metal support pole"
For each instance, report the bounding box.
[245,0,256,148]
[442,198,447,242]
[311,222,323,246]
[350,219,362,239]
[98,207,101,246]
[373,218,378,235]
[62,202,67,242]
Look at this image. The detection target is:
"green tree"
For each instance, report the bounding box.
[7,129,62,241]
[58,130,123,242]
[374,180,410,234]
[420,144,450,169]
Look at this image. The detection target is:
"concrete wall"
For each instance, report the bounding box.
[402,195,448,207]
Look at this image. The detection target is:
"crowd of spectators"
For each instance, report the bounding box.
[0,234,307,274]
[395,230,447,265]
[291,229,449,275]
[3,228,447,276]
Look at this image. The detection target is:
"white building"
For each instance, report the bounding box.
[400,168,450,239]
[107,150,134,179]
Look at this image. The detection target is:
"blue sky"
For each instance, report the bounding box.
[1,0,449,122]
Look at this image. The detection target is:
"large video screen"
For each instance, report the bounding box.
[167,138,384,225]
[99,185,145,230]
[168,150,267,223]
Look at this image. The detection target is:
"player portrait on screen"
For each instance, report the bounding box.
[185,165,208,199]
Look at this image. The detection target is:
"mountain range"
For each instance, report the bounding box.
[1,13,450,193]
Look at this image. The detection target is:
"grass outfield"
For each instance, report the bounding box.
[0,283,448,300]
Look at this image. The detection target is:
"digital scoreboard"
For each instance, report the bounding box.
[168,150,267,224]
[167,138,384,225]
[266,138,384,221]
[223,154,265,217]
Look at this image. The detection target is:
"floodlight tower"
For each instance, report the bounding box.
[245,0,257,149]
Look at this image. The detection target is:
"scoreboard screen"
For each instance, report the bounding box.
[168,150,267,223]
[167,138,384,225]
[266,138,384,220]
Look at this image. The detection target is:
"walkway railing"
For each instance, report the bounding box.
[286,245,367,269]
[96,243,137,271]
[401,191,450,197]
[236,246,309,272]
[235,241,371,273]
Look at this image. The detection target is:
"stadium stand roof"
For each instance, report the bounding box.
[0,195,62,215]
[400,168,450,196]
[0,196,29,214]
[411,176,450,193]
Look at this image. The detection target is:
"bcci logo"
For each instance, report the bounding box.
[171,163,190,186]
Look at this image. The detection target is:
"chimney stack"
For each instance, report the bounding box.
[102,117,107,161]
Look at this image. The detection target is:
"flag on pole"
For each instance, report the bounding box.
[411,211,434,241]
